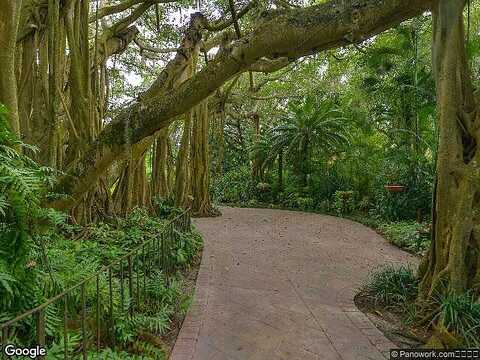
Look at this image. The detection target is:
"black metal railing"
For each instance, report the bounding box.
[0,209,191,359]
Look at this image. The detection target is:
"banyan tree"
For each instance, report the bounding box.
[1,0,480,339]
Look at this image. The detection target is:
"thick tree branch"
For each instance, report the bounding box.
[51,0,432,210]
[89,0,176,23]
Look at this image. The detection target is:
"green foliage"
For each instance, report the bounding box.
[46,333,81,359]
[211,165,255,204]
[436,293,480,347]
[0,103,60,317]
[280,193,315,211]
[371,160,433,221]
[379,222,430,254]
[213,20,436,225]
[153,196,182,218]
[2,204,201,359]
[363,265,418,308]
[172,230,202,266]
[268,95,350,186]
[88,348,161,360]
[333,191,356,216]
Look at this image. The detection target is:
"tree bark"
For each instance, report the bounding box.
[152,127,171,199]
[0,0,23,139]
[191,100,215,216]
[418,0,480,302]
[174,112,192,208]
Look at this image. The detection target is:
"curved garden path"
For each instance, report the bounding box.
[171,207,416,360]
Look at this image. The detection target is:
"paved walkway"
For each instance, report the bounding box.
[171,207,416,360]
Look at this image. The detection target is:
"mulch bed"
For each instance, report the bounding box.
[355,290,431,349]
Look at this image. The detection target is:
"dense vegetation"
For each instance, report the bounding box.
[0,104,202,358]
[1,0,480,352]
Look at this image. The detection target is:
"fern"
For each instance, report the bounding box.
[46,332,81,359]
[0,104,58,318]
[133,312,171,335]
[131,340,166,359]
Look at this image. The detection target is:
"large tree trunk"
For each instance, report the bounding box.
[0,0,23,139]
[191,100,216,216]
[174,112,192,208]
[152,127,171,200]
[418,0,480,304]
[251,112,262,181]
[112,154,151,215]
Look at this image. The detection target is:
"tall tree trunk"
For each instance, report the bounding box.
[152,127,171,199]
[251,112,261,181]
[212,108,226,175]
[191,101,215,216]
[174,112,192,208]
[112,154,150,215]
[418,0,480,305]
[0,0,23,139]
[17,34,35,147]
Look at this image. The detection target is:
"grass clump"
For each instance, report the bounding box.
[435,293,480,348]
[363,265,418,308]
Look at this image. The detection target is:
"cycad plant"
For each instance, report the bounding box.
[268,96,350,187]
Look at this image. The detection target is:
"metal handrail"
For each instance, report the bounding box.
[0,208,191,358]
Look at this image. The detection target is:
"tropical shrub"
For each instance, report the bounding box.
[211,166,254,204]
[333,190,356,216]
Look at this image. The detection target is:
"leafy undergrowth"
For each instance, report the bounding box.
[1,208,203,359]
[349,216,431,256]
[356,265,480,349]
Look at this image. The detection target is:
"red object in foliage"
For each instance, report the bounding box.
[384,184,406,193]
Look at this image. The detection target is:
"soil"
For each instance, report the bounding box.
[354,290,431,349]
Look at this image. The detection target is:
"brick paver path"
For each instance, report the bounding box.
[171,207,416,360]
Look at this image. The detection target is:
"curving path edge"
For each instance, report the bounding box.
[170,207,416,360]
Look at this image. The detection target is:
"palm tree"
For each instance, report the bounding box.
[268,96,350,187]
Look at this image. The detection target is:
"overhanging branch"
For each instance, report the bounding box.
[89,0,176,23]
[50,0,432,210]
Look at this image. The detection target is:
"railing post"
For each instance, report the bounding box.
[108,268,115,350]
[96,275,101,352]
[120,262,125,312]
[128,255,133,317]
[81,284,87,360]
[135,254,140,309]
[36,309,46,359]
[63,296,68,359]
[2,327,9,360]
